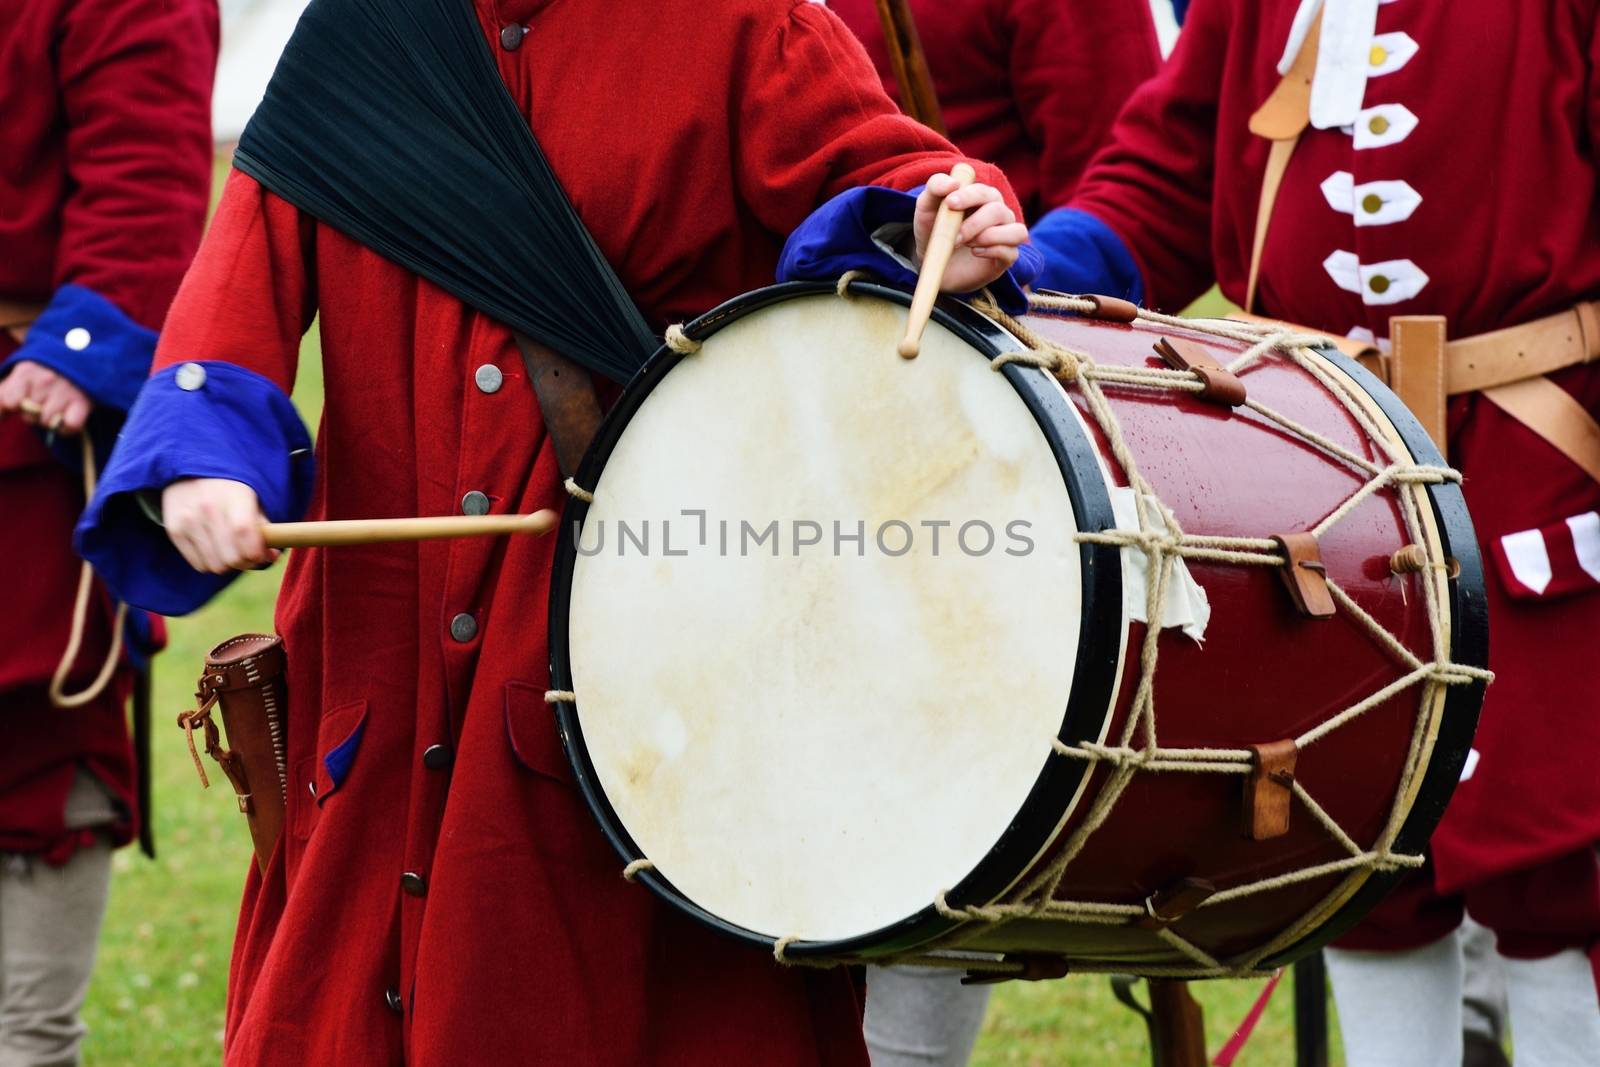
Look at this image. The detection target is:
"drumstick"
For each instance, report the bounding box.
[261,509,558,548]
[898,163,976,360]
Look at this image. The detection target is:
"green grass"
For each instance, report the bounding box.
[76,171,1318,1064]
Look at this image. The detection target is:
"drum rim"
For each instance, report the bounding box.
[1254,345,1489,969]
[546,280,1127,959]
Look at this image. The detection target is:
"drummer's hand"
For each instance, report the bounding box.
[162,477,278,574]
[0,361,92,435]
[913,174,1029,294]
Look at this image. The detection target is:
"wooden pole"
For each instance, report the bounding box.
[898,163,975,360]
[262,509,559,548]
[871,0,946,134]
[1148,980,1209,1067]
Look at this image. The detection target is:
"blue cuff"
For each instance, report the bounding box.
[0,285,156,413]
[0,284,160,470]
[75,361,315,616]
[778,186,1042,315]
[1030,208,1146,306]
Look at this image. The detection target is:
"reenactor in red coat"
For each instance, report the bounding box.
[76,0,1034,1062]
[0,0,216,1062]
[829,0,1162,222]
[1038,0,1600,1062]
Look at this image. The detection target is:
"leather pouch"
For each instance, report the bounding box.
[177,634,290,872]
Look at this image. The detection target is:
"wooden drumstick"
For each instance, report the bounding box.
[261,509,559,548]
[898,163,976,360]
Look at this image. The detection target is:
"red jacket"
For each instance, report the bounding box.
[0,0,215,858]
[86,0,1018,1061]
[1069,0,1600,893]
[828,0,1161,220]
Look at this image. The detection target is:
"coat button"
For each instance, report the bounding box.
[400,871,427,897]
[1368,275,1392,295]
[499,24,525,50]
[474,364,504,394]
[175,362,207,391]
[64,327,92,351]
[461,490,490,516]
[1368,114,1390,136]
[384,987,403,1014]
[1369,44,1388,67]
[422,744,454,770]
[1361,193,1384,214]
[449,613,477,642]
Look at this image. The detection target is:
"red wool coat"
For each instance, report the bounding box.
[149,2,1018,1062]
[1071,0,1600,894]
[0,0,215,857]
[828,0,1161,220]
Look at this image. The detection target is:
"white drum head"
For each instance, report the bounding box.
[562,294,1090,944]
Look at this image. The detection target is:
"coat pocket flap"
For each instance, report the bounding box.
[505,681,575,784]
[313,699,369,804]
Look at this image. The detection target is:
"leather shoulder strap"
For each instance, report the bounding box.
[1482,376,1600,486]
[1244,10,1322,312]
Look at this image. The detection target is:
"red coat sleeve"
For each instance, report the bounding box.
[55,0,219,329]
[1068,0,1231,311]
[1005,0,1163,209]
[732,0,1022,237]
[153,170,317,393]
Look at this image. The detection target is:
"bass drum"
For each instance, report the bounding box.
[546,281,1488,978]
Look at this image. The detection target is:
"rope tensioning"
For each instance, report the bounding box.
[560,285,1491,981]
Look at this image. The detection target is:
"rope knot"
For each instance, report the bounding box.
[835,270,869,299]
[664,324,702,355]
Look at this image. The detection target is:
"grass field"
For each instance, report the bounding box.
[71,189,1343,1065]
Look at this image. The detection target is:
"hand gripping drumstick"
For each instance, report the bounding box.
[260,510,558,548]
[898,163,976,360]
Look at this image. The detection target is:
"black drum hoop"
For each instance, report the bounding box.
[545,279,1126,960]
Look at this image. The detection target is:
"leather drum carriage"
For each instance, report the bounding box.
[544,279,1490,980]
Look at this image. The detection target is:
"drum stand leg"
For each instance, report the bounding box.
[1293,953,1330,1067]
[1111,976,1208,1067]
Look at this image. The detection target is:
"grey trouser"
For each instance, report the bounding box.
[0,771,116,1067]
[864,966,992,1067]
[1460,916,1509,1042]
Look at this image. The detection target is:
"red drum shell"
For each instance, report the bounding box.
[940,309,1485,970]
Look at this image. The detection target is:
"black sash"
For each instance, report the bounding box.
[235,0,656,384]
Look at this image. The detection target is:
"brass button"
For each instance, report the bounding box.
[461,490,490,516]
[1368,275,1391,295]
[400,871,427,897]
[422,744,453,770]
[499,24,525,50]
[384,988,403,1014]
[1368,114,1390,136]
[449,613,477,642]
[474,364,503,394]
[1369,45,1388,67]
[1361,193,1384,214]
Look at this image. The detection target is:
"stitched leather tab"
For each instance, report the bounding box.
[1136,877,1216,930]
[1084,294,1139,323]
[1155,337,1247,407]
[1390,316,1448,451]
[1244,740,1298,840]
[1270,533,1337,618]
